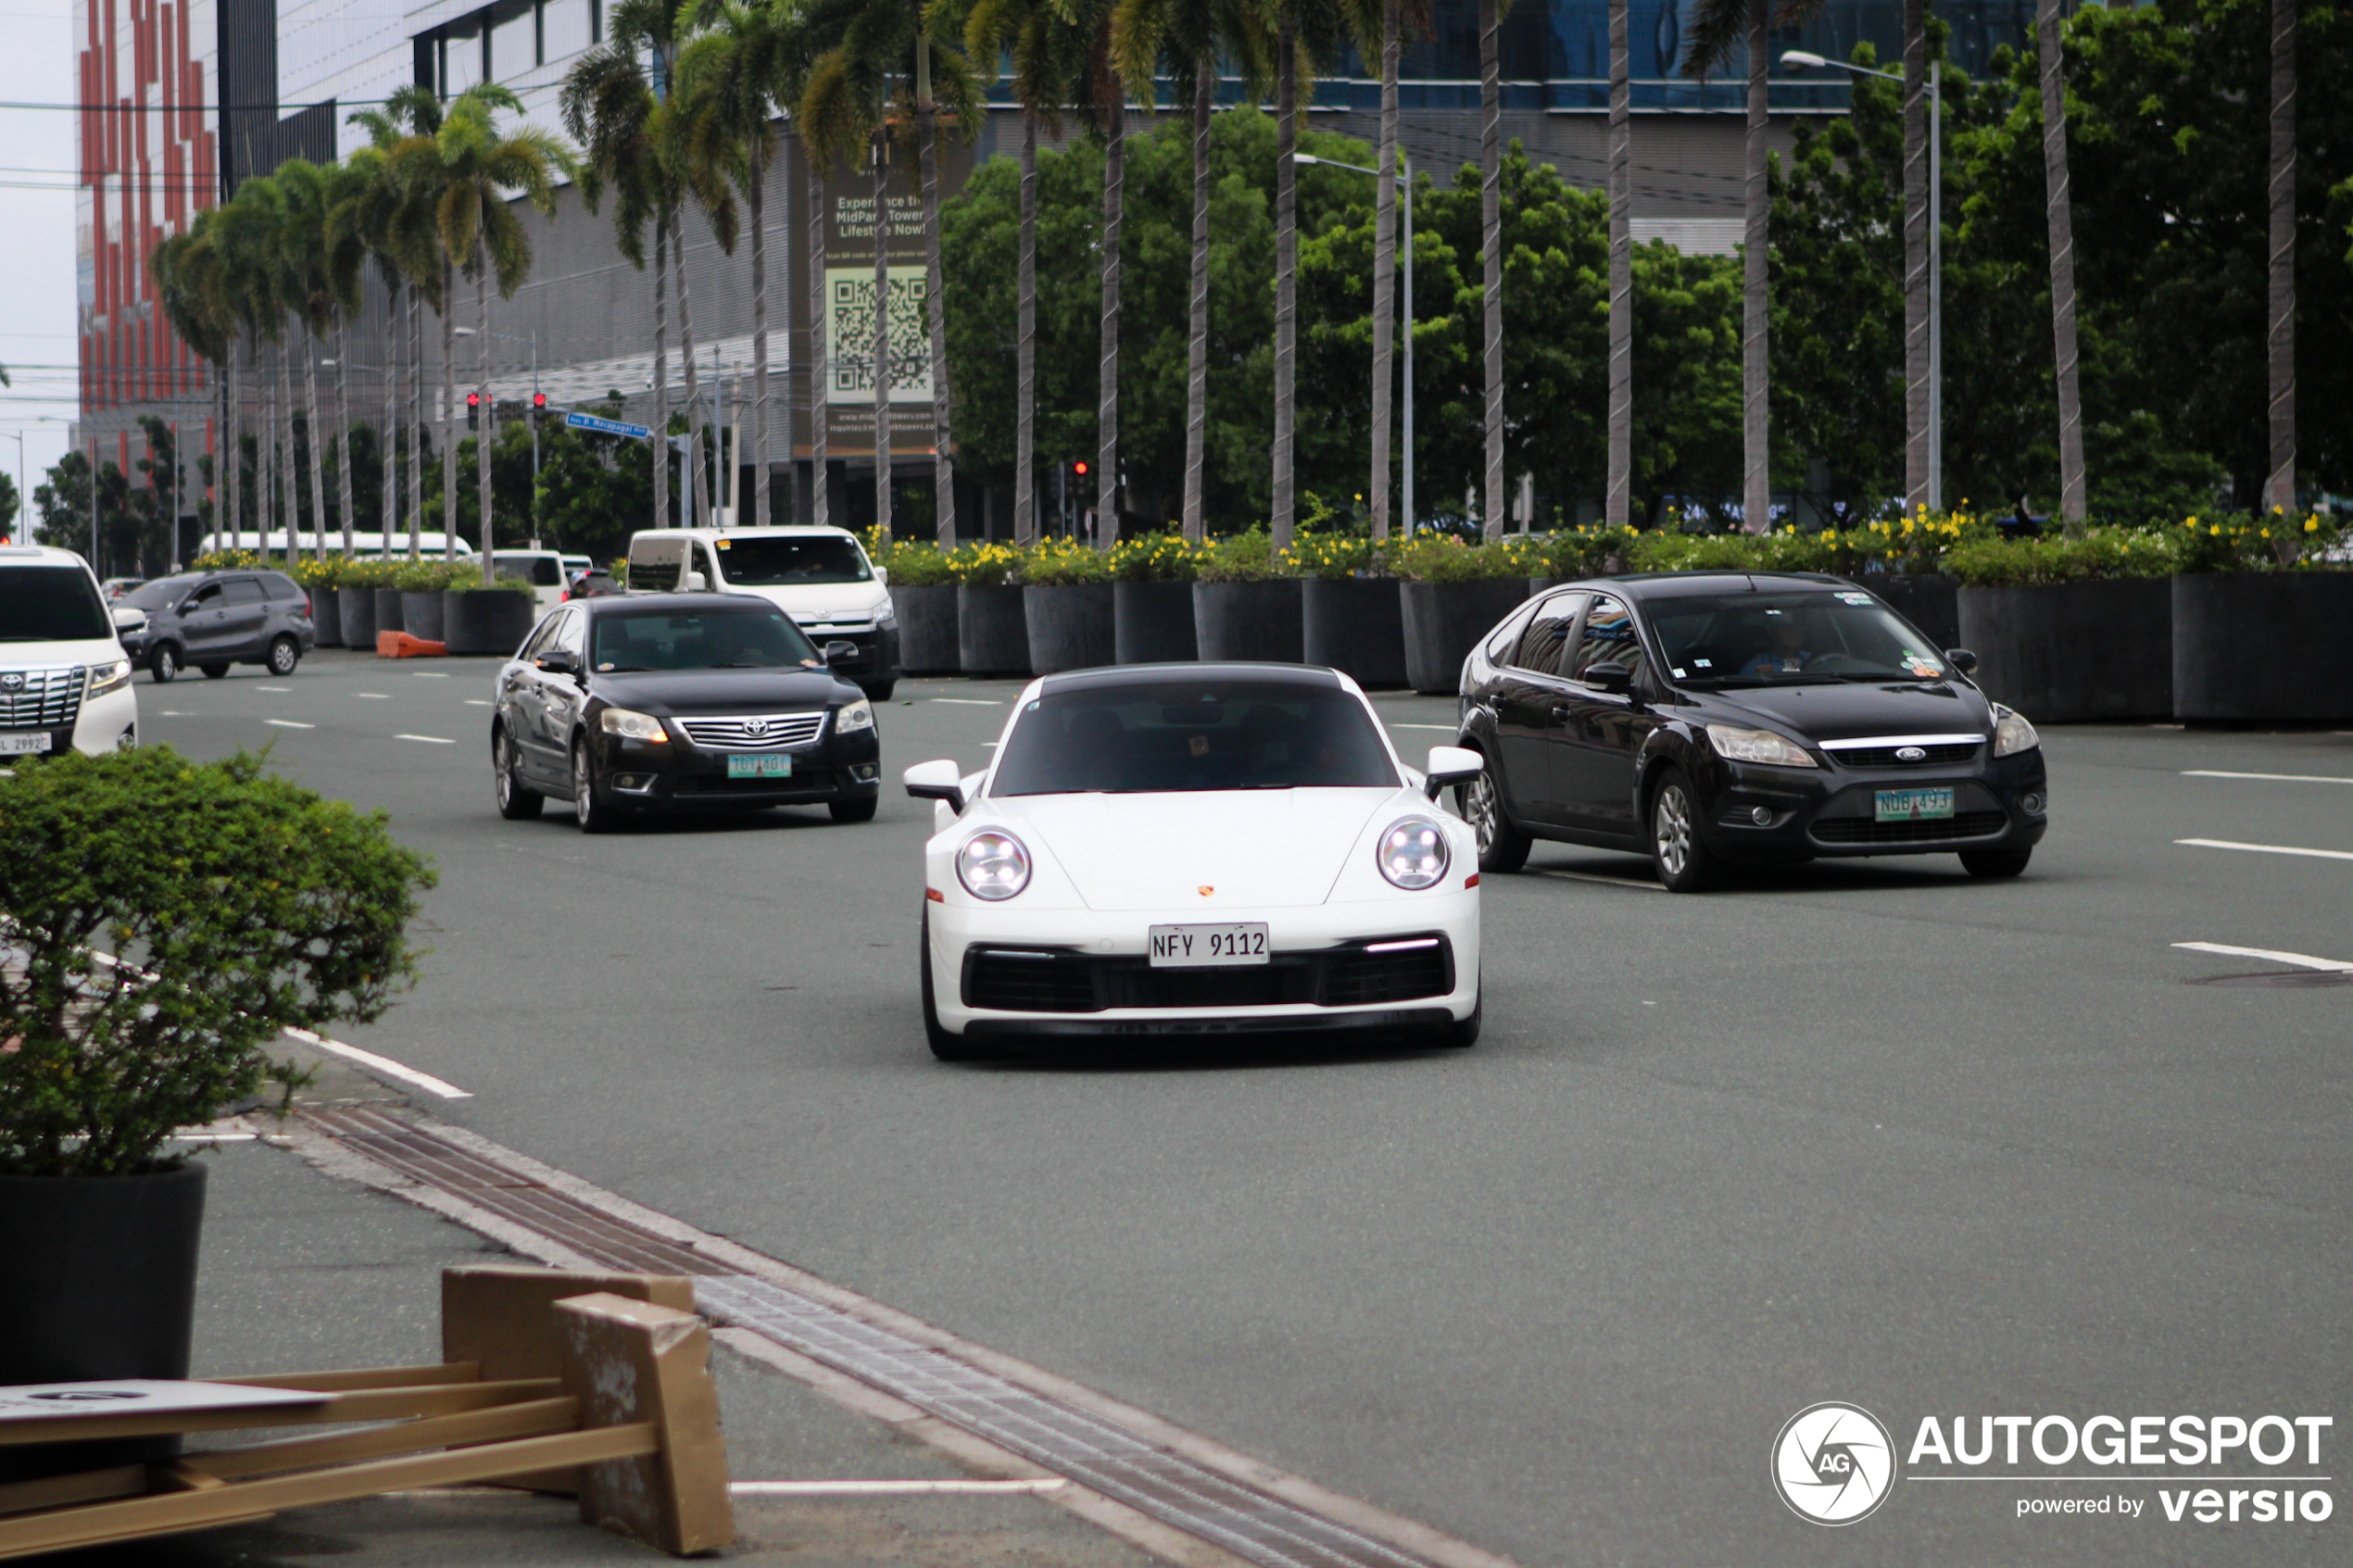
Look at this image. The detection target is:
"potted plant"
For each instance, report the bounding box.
[1390,536,1532,695]
[293,558,346,647]
[0,749,432,1481]
[1944,527,2178,721]
[396,560,456,643]
[1023,538,1114,675]
[1533,525,1640,596]
[372,572,408,639]
[1291,523,1404,687]
[872,535,959,673]
[1192,528,1302,662]
[948,543,1029,675]
[1109,532,1199,664]
[2171,509,2352,721]
[336,558,391,649]
[443,576,539,657]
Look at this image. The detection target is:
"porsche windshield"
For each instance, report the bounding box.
[1646,591,1951,685]
[990,680,1398,795]
[712,535,872,585]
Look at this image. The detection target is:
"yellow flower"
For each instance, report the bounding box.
[2307,519,2321,533]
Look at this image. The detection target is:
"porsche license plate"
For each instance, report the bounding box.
[1875,786,1954,822]
[726,754,792,779]
[0,732,52,756]
[1148,922,1270,967]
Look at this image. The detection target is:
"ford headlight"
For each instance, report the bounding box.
[1991,704,2040,758]
[836,697,875,734]
[1377,816,1450,890]
[84,659,132,699]
[1705,723,1818,768]
[957,830,1031,900]
[599,707,669,742]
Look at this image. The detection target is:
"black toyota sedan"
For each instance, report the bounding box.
[491,594,881,832]
[1453,572,2047,890]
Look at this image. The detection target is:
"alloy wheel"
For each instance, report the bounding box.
[1459,774,1498,859]
[496,732,514,809]
[1655,784,1693,879]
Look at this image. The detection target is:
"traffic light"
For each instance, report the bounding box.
[1072,459,1089,479]
[532,391,548,424]
[466,391,481,430]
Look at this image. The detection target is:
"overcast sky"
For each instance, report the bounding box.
[0,6,90,514]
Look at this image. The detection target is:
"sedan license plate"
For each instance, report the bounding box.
[1875,785,1954,822]
[1148,922,1270,967]
[725,754,792,779]
[0,732,52,756]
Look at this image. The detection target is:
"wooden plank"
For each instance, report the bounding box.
[0,1378,562,1449]
[0,1465,146,1518]
[0,1423,657,1560]
[181,1398,582,1483]
[226,1362,482,1393]
[553,1293,734,1556]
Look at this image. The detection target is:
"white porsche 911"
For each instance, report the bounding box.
[903,664,1487,1059]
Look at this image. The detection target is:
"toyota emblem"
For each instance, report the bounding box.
[1894,745,1926,762]
[743,718,770,738]
[0,672,20,692]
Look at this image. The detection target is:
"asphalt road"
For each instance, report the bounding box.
[138,648,2350,1567]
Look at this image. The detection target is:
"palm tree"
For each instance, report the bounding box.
[2264,0,2295,522]
[1363,0,1419,540]
[276,160,338,561]
[215,177,287,554]
[1606,0,1629,529]
[1261,1,1348,549]
[153,216,237,544]
[350,89,448,557]
[2035,0,2084,532]
[1478,0,1504,540]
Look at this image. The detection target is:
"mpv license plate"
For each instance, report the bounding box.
[1148,922,1270,967]
[1875,786,1954,822]
[0,732,52,756]
[726,754,792,779]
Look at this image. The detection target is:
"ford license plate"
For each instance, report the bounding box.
[0,732,52,756]
[1147,922,1270,967]
[1875,786,1954,822]
[726,754,791,779]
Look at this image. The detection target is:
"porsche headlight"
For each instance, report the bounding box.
[957,830,1031,900]
[1377,816,1451,890]
[599,707,669,742]
[84,659,132,699]
[836,697,875,734]
[1705,723,1818,768]
[1991,704,2040,758]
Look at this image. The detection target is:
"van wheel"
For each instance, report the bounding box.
[266,635,300,676]
[149,644,181,684]
[200,663,231,680]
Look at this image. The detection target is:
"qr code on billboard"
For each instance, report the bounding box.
[826,267,930,402]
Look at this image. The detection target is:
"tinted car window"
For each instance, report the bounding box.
[590,607,819,671]
[497,556,564,586]
[220,579,266,604]
[711,536,872,585]
[992,680,1398,796]
[259,573,302,599]
[1511,594,1582,676]
[0,565,111,641]
[1483,602,1536,663]
[1646,590,1948,684]
[1566,595,1649,684]
[520,610,565,660]
[186,582,222,607]
[127,574,201,610]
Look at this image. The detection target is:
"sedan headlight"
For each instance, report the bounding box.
[1377,815,1451,890]
[84,659,132,699]
[1705,723,1818,768]
[1991,704,2040,758]
[957,830,1031,900]
[599,707,669,742]
[836,697,875,734]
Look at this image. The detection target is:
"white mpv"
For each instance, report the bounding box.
[0,545,140,759]
[625,527,900,698]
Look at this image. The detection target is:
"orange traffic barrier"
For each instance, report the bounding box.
[376,631,447,658]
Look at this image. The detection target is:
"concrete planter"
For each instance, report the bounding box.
[1301,577,1407,687]
[372,587,406,637]
[1113,580,1199,664]
[336,586,378,650]
[400,590,447,643]
[1401,579,1531,696]
[1192,580,1302,663]
[310,586,344,646]
[957,583,1030,675]
[442,588,537,657]
[1855,572,1960,653]
[2173,571,2353,721]
[1956,578,2172,721]
[890,583,960,672]
[1025,583,1115,675]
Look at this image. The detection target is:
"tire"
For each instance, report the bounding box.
[571,736,623,834]
[1959,847,2032,879]
[829,795,879,823]
[1455,759,1530,874]
[199,663,231,680]
[862,680,897,702]
[493,726,544,821]
[149,644,181,684]
[266,635,300,677]
[1648,768,1720,893]
[1421,994,1481,1049]
[921,909,989,1061]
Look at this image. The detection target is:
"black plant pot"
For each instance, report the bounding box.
[958,583,1030,675]
[400,590,447,644]
[1957,578,2171,721]
[2173,571,2353,721]
[372,587,407,638]
[443,590,538,657]
[1192,581,1302,663]
[337,585,378,650]
[1301,578,1407,687]
[1853,572,1960,654]
[1400,579,1531,696]
[310,588,344,648]
[0,1162,207,1483]
[891,584,960,672]
[1026,583,1115,675]
[1114,580,1199,664]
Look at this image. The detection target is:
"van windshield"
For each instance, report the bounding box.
[0,566,113,642]
[713,536,871,585]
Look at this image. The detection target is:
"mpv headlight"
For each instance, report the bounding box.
[599,707,669,742]
[836,697,875,734]
[957,830,1031,900]
[1705,723,1818,768]
[85,659,132,698]
[874,599,898,629]
[1377,816,1451,890]
[1991,705,2040,758]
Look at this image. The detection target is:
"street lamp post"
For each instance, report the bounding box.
[1783,50,1942,512]
[1294,152,1415,534]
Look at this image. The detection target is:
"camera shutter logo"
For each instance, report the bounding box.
[1772,1402,1897,1524]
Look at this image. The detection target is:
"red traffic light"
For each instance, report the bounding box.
[466,392,481,408]
[1073,460,1089,476]
[532,391,547,408]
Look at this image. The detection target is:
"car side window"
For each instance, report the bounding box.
[185,582,221,608]
[1482,603,1536,664]
[1511,594,1585,677]
[220,579,266,604]
[554,607,587,659]
[519,610,565,660]
[698,544,724,585]
[260,573,300,600]
[1566,595,1650,684]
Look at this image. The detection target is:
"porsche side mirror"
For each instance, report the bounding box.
[1423,745,1485,800]
[1944,646,1979,675]
[823,639,859,664]
[1587,663,1634,696]
[903,758,965,813]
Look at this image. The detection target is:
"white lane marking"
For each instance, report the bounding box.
[463,698,492,707]
[395,734,456,745]
[729,1479,1066,1497]
[283,1025,472,1098]
[255,684,292,692]
[1535,868,1666,893]
[931,697,1003,706]
[1392,723,1457,731]
[2183,769,2353,784]
[265,719,315,729]
[355,692,392,699]
[157,709,192,716]
[2176,837,2353,862]
[2172,941,2353,972]
[411,671,448,678]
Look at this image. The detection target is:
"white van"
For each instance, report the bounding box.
[0,545,140,758]
[490,549,570,612]
[624,527,900,698]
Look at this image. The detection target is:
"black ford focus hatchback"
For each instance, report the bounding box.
[1453,572,2047,890]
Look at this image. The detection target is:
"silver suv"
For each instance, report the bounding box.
[119,570,317,683]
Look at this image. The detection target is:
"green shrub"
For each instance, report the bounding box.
[392,560,458,593]
[1023,537,1111,584]
[869,536,954,586]
[2167,509,2347,573]
[0,749,435,1178]
[944,542,1026,584]
[1108,532,1198,582]
[1941,528,2180,586]
[1194,528,1291,583]
[1387,536,1525,582]
[1284,531,1380,580]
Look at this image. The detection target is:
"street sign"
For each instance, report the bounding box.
[564,410,652,440]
